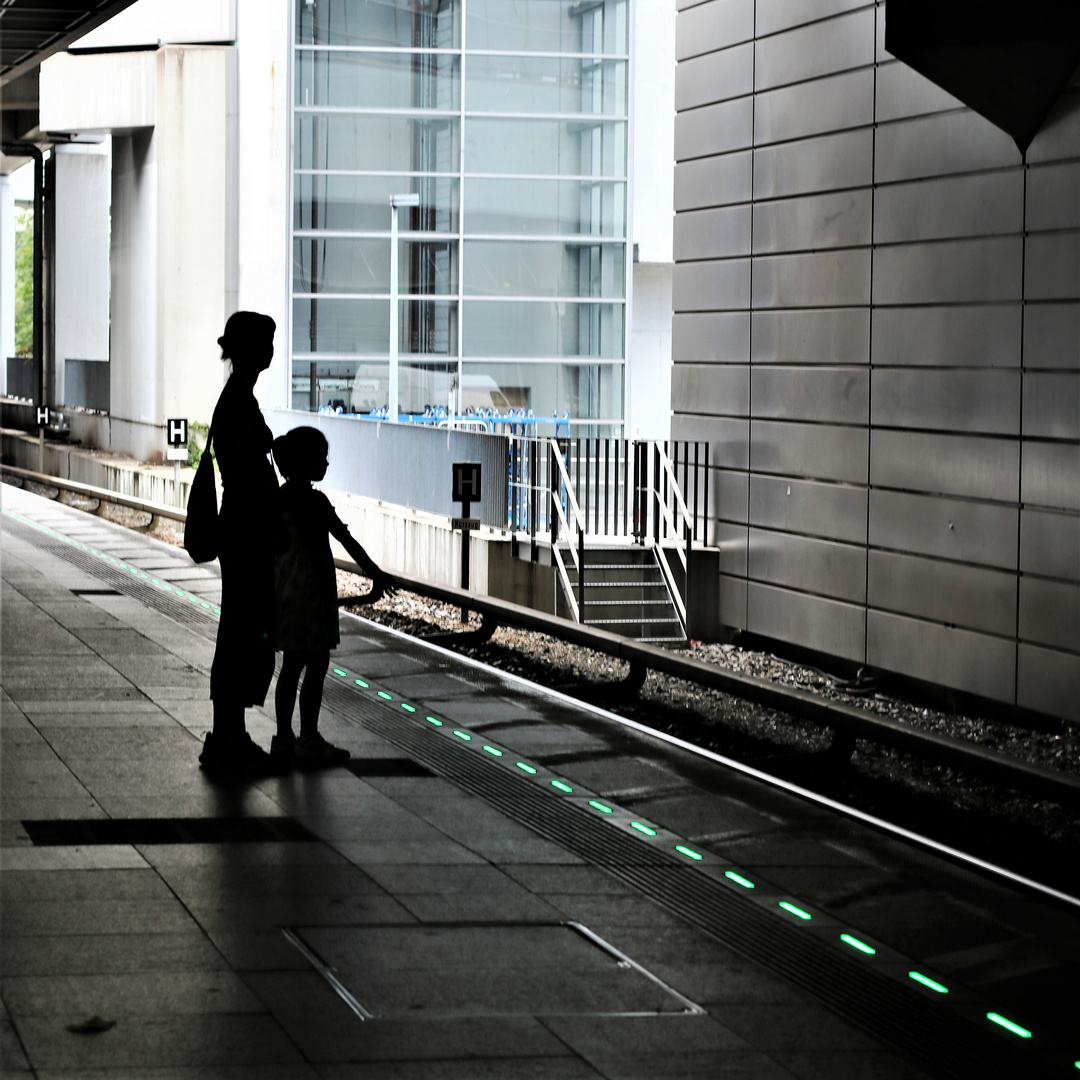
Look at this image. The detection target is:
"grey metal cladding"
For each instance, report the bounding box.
[671,363,749,417]
[870,430,1019,502]
[875,112,1020,183]
[752,366,869,424]
[869,490,1018,569]
[754,129,873,201]
[674,152,752,211]
[1022,441,1080,511]
[754,8,874,93]
[750,474,868,544]
[747,581,866,661]
[748,527,867,603]
[714,467,749,523]
[1022,373,1080,439]
[675,44,753,111]
[672,312,750,362]
[1020,508,1080,581]
[752,308,870,365]
[1026,162,1080,231]
[872,237,1023,305]
[1017,643,1080,721]
[1025,89,1080,165]
[754,69,874,148]
[867,550,1017,636]
[719,573,748,628]
[673,260,749,311]
[874,59,963,123]
[871,305,1021,367]
[873,171,1023,244]
[871,369,1021,436]
[676,0,754,60]
[675,98,753,160]
[753,189,872,255]
[670,415,749,470]
[673,205,751,260]
[1023,304,1079,370]
[1024,232,1080,301]
[752,249,872,308]
[716,521,748,575]
[1019,578,1080,652]
[875,1,889,63]
[866,610,1016,703]
[751,420,869,484]
[757,0,872,38]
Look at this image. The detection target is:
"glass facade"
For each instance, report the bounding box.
[291,0,629,429]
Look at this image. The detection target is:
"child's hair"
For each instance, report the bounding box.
[273,426,329,481]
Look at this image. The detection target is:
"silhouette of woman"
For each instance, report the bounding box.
[199,311,285,772]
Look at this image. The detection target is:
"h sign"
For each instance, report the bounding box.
[36,407,50,427]
[167,418,188,447]
[452,461,481,502]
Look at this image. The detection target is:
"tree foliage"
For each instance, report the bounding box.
[14,206,33,356]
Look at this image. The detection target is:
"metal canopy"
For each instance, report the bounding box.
[885,0,1080,154]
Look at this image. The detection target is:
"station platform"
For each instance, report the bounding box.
[2,481,1078,1080]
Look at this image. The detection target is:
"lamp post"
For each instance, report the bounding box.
[389,192,420,422]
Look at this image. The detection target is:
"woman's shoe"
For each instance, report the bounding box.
[295,732,350,765]
[200,732,288,775]
[270,732,296,759]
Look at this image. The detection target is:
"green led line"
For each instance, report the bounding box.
[840,934,875,955]
[725,871,755,889]
[377,691,393,700]
[908,972,948,994]
[355,679,369,688]
[400,703,416,712]
[779,902,811,920]
[213,607,221,615]
[987,1013,1031,1039]
[200,602,211,609]
[589,800,613,814]
[426,715,443,726]
[551,780,573,793]
[333,668,347,677]
[482,745,502,756]
[516,762,537,774]
[630,821,656,836]
[1073,1061,1079,1069]
[676,845,703,861]
[453,730,471,741]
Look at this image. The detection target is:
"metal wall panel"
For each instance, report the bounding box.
[716,521,748,575]
[672,312,750,362]
[1017,643,1080,721]
[674,151,753,211]
[752,189,872,254]
[1021,441,1080,511]
[748,527,867,603]
[754,8,874,92]
[757,0,872,38]
[672,260,750,311]
[752,366,869,424]
[873,171,1023,244]
[1026,163,1080,231]
[719,573,748,628]
[871,305,1021,368]
[714,467,749,524]
[753,129,873,200]
[1023,303,1079,369]
[753,69,874,148]
[670,415,750,470]
[750,474,867,544]
[752,249,871,308]
[1019,578,1080,652]
[872,237,1023,305]
[871,369,1021,435]
[676,0,754,61]
[867,550,1017,636]
[869,490,1019,568]
[870,430,1019,502]
[675,43,754,111]
[1024,232,1080,301]
[671,363,749,417]
[748,582,866,661]
[874,59,963,122]
[673,206,752,260]
[675,98,753,160]
[1022,373,1080,439]
[867,610,1016,703]
[1020,508,1080,581]
[751,420,869,484]
[1025,89,1080,165]
[875,112,1020,183]
[752,308,870,365]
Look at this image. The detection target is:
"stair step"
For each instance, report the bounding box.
[585,617,683,626]
[640,636,688,643]
[582,598,674,607]
[569,581,667,589]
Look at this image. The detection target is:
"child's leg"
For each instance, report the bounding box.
[298,650,330,737]
[275,652,306,738]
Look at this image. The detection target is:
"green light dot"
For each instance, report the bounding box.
[201,602,211,609]
[630,821,657,836]
[109,558,117,564]
[908,972,948,994]
[453,730,471,741]
[676,845,703,861]
[189,595,199,603]
[140,573,149,579]
[401,703,416,712]
[483,745,502,756]
[516,762,537,774]
[551,780,573,793]
[589,800,613,814]
[377,691,393,700]
[779,902,811,921]
[130,567,138,574]
[840,934,875,955]
[174,591,184,598]
[725,871,755,889]
[213,607,221,615]
[118,561,127,568]
[986,1013,1031,1039]
[355,679,369,688]
[333,668,347,677]
[426,716,443,726]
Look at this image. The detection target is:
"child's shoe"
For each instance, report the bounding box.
[270,731,296,759]
[295,732,350,764]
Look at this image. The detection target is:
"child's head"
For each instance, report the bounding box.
[273,426,329,483]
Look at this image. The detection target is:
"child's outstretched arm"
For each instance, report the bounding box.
[329,512,396,596]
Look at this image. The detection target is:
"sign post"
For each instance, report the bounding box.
[451,461,481,622]
[389,192,420,422]
[166,418,188,507]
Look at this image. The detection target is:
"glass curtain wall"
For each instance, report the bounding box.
[292,0,629,431]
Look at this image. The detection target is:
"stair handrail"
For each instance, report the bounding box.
[548,437,586,623]
[652,444,694,638]
[654,543,688,631]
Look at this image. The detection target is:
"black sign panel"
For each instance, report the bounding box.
[452,461,482,502]
[167,418,188,447]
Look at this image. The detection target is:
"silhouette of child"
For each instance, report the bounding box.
[270,426,393,763]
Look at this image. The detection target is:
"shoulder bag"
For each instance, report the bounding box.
[184,428,220,563]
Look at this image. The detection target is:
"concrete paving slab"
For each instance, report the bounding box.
[0,932,227,977]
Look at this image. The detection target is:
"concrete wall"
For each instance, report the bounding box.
[672,0,1080,720]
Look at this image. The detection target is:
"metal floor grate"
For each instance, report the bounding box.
[22,816,318,846]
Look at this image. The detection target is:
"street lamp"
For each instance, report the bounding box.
[389,192,420,422]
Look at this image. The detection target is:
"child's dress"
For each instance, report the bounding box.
[275,482,340,653]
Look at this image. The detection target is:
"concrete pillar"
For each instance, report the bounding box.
[0,174,14,394]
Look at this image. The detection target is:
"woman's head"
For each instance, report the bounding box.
[273,426,329,483]
[219,311,276,374]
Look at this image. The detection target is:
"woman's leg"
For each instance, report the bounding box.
[298,650,330,738]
